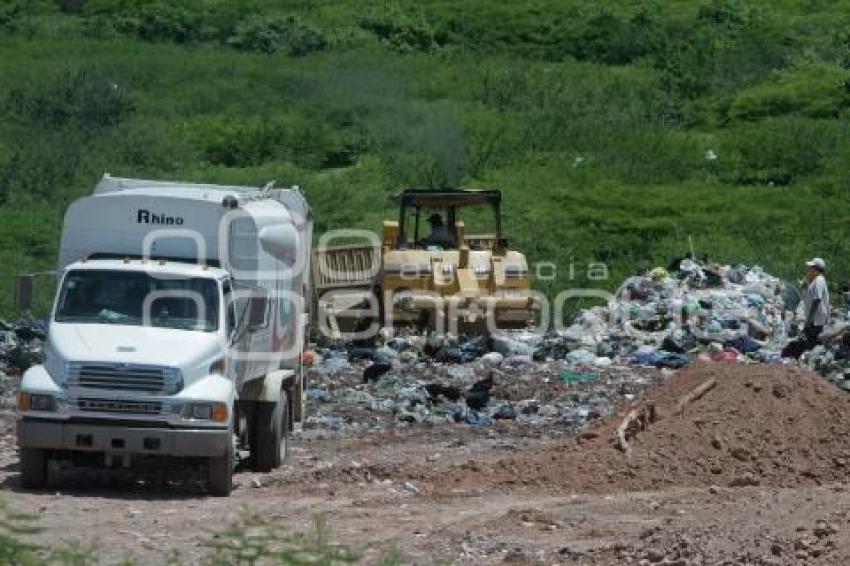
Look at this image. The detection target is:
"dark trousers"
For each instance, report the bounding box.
[781,325,823,359]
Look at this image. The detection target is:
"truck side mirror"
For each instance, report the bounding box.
[259,224,299,265]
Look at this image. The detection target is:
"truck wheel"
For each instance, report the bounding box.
[252,389,289,472]
[19,448,47,489]
[208,433,234,497]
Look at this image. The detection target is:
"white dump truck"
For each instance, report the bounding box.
[16,175,312,496]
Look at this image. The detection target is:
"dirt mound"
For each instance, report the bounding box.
[432,363,850,493]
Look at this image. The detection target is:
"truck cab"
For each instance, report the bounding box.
[17,175,312,495]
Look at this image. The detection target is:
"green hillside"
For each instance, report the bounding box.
[2,0,850,317]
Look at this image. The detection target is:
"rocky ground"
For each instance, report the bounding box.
[1,362,849,565]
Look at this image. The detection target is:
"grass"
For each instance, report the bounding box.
[2,0,850,318]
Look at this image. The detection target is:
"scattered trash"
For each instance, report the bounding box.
[295,257,846,433]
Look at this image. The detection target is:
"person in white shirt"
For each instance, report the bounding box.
[782,257,829,358]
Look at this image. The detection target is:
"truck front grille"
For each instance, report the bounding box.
[67,363,181,394]
[73,397,164,415]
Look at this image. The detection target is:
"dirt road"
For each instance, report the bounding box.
[2,364,849,564]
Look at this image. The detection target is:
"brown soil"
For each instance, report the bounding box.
[431,363,850,494]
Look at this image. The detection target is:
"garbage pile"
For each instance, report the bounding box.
[305,338,667,433]
[0,315,45,374]
[801,325,850,391]
[0,315,46,408]
[548,259,797,369]
[306,258,802,432]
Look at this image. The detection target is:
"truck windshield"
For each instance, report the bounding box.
[55,270,219,332]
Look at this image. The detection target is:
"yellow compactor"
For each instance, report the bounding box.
[312,189,535,337]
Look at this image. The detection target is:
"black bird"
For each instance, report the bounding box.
[423,383,462,403]
[470,373,494,392]
[362,362,391,383]
[464,373,494,411]
[464,389,490,411]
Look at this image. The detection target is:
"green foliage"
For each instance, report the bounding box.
[227,14,327,56]
[7,68,134,131]
[659,0,790,101]
[4,0,850,315]
[204,514,360,565]
[358,5,443,53]
[552,5,665,65]
[0,0,59,34]
[112,2,204,44]
[0,2,24,32]
[717,117,843,185]
[189,113,355,170]
[728,62,850,120]
[0,498,40,565]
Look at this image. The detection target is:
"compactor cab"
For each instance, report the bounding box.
[384,189,506,253]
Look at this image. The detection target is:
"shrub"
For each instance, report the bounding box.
[115,2,202,44]
[55,0,85,15]
[80,14,119,39]
[358,5,442,53]
[718,117,838,185]
[0,498,40,565]
[559,6,662,65]
[0,2,23,32]
[729,63,850,120]
[0,131,87,201]
[6,68,134,131]
[227,14,326,56]
[192,114,353,170]
[0,0,55,34]
[659,0,789,98]
[193,115,285,168]
[833,29,850,68]
[204,514,360,565]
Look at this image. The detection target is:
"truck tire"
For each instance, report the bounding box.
[19,448,47,489]
[252,389,288,472]
[208,432,234,497]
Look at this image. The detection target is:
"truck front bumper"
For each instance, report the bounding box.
[17,417,230,458]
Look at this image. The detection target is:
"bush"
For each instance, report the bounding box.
[728,62,850,120]
[0,498,40,565]
[227,14,327,56]
[204,514,360,565]
[80,14,119,39]
[556,6,663,65]
[192,114,354,170]
[55,0,85,15]
[0,0,57,34]
[659,0,789,98]
[114,2,203,44]
[0,2,23,32]
[193,115,285,168]
[718,117,838,185]
[358,5,442,53]
[6,68,134,131]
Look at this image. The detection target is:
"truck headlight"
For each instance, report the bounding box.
[18,393,56,412]
[180,402,228,422]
